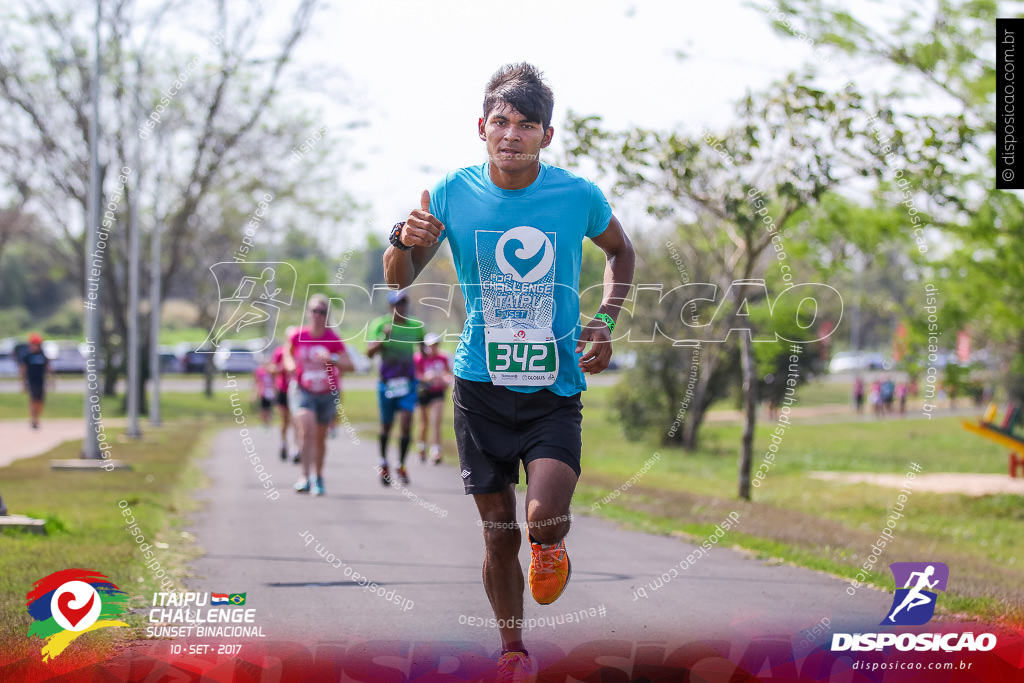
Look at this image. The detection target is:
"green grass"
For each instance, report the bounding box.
[4,375,1018,646]
[579,383,1024,624]
[0,422,209,667]
[0,389,380,424]
[704,377,855,411]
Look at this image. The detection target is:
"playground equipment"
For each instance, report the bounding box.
[962,402,1024,477]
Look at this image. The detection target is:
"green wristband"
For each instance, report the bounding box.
[594,313,615,333]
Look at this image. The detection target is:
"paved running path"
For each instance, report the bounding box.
[181,425,894,653]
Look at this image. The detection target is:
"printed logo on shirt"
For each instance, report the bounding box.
[476,226,556,329]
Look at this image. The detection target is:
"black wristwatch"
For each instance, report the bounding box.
[389,222,413,251]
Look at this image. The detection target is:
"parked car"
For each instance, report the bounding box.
[828,351,891,374]
[156,345,182,373]
[42,340,89,373]
[175,342,213,373]
[0,353,18,377]
[213,338,266,373]
[0,338,21,377]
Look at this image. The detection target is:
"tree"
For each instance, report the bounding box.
[0,0,356,402]
[565,70,881,498]
[763,0,1023,400]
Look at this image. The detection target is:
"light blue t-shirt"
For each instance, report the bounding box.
[431,162,612,396]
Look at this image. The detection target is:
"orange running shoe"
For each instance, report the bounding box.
[496,651,535,683]
[528,539,571,604]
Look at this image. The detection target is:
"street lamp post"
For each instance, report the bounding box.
[82,0,103,459]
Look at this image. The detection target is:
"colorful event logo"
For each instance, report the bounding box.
[26,568,129,662]
[882,562,949,626]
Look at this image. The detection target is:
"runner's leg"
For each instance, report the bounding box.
[379,421,393,465]
[314,423,329,479]
[429,398,444,453]
[278,403,291,458]
[474,487,526,653]
[398,409,413,468]
[417,402,429,460]
[297,409,317,480]
[524,459,577,544]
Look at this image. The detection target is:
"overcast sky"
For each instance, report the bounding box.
[284,0,872,250]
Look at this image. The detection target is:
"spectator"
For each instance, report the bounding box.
[853,376,865,414]
[20,333,54,429]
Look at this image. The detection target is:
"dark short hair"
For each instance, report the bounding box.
[483,63,554,130]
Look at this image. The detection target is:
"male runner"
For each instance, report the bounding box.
[366,290,425,486]
[382,63,634,676]
[20,333,54,429]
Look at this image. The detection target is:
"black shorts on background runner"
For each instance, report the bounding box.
[418,386,446,406]
[453,377,582,494]
[27,383,45,402]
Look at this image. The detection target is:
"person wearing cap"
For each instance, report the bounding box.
[20,333,54,429]
[367,289,425,486]
[414,332,454,465]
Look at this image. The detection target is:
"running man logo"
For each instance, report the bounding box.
[202,262,297,352]
[882,562,949,625]
[25,569,130,662]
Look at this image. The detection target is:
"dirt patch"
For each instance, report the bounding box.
[810,471,1024,496]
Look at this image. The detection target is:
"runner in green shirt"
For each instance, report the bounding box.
[367,290,425,486]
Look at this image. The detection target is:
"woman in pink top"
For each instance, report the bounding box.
[283,294,354,496]
[251,358,277,429]
[414,333,453,465]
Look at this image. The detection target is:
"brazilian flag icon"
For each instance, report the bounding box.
[228,593,246,605]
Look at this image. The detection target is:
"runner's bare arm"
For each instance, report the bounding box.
[577,215,635,374]
[329,350,355,374]
[383,190,445,289]
[282,340,297,373]
[366,323,390,358]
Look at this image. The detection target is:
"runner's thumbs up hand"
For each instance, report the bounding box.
[401,190,445,248]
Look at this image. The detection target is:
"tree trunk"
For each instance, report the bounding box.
[738,333,757,500]
[204,353,214,398]
[682,343,724,451]
[102,334,119,397]
[120,338,150,415]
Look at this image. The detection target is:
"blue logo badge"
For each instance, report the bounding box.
[882,562,949,625]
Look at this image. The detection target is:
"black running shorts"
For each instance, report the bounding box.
[453,377,582,495]
[27,382,45,403]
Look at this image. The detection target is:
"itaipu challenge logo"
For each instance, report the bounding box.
[26,569,129,662]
